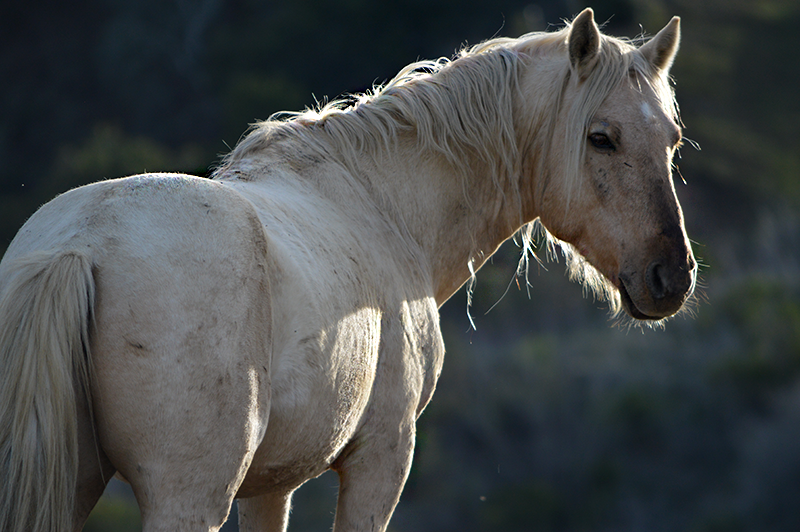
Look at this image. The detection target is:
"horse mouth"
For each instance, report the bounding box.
[617,279,657,320]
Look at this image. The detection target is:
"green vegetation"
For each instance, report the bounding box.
[82,496,142,532]
[2,0,798,530]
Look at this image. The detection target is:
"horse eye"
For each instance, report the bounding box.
[589,133,615,151]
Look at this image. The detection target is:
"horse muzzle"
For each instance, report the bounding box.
[617,254,697,320]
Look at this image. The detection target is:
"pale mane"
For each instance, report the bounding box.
[215,23,680,320]
[217,39,525,193]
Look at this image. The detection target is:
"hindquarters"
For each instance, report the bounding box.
[1,174,276,531]
[85,176,274,529]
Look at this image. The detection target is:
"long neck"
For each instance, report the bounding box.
[222,44,562,306]
[362,134,527,305]
[304,66,548,305]
[337,50,560,304]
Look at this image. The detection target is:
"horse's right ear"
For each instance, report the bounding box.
[639,16,681,73]
[568,8,601,75]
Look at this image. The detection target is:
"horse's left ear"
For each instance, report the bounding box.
[640,16,681,73]
[568,8,601,74]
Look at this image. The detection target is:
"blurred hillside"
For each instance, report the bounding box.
[2,0,799,531]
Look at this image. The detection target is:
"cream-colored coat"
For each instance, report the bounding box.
[0,9,695,532]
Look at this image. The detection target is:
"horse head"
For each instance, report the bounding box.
[525,9,696,321]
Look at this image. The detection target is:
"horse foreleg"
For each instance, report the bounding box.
[331,422,415,532]
[237,490,294,532]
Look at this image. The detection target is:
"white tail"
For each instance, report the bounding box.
[0,250,95,532]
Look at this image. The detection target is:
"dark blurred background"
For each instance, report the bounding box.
[2,0,799,531]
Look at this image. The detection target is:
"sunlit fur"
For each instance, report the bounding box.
[0,11,692,532]
[217,21,681,320]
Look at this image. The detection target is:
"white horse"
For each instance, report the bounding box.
[0,9,695,532]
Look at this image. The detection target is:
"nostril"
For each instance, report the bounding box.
[646,262,668,300]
